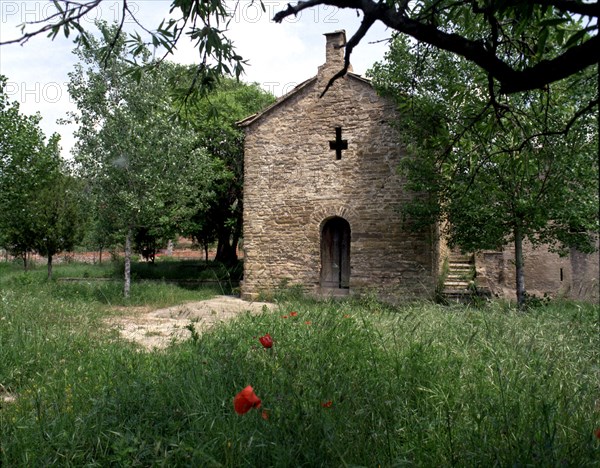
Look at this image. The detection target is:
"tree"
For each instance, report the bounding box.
[78,196,116,264]
[2,0,596,98]
[0,76,80,275]
[68,24,219,297]
[369,35,598,307]
[181,78,275,265]
[133,226,170,263]
[31,137,85,279]
[0,76,44,267]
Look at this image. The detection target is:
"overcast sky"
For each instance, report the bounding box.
[0,1,391,158]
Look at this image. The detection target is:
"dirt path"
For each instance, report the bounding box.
[107,296,275,350]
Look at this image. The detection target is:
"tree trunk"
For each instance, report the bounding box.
[230,218,241,263]
[215,230,237,265]
[215,208,243,265]
[204,242,209,263]
[99,247,103,265]
[47,254,53,280]
[514,226,526,309]
[124,229,132,298]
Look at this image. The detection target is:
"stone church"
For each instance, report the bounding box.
[239,30,436,301]
[239,30,598,302]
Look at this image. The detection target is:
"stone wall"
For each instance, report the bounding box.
[475,241,599,302]
[241,31,436,301]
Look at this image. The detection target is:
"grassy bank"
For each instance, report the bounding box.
[0,262,598,466]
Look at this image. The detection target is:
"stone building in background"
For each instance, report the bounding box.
[475,243,599,301]
[239,30,598,303]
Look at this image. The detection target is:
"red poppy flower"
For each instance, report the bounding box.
[281,315,288,319]
[321,400,333,408]
[233,386,261,415]
[595,427,600,440]
[305,321,312,325]
[261,409,270,421]
[290,311,298,317]
[259,333,273,349]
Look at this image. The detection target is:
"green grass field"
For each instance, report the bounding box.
[1,261,599,466]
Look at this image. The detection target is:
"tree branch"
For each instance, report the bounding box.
[273,0,599,95]
[376,5,600,94]
[101,0,128,67]
[511,98,599,153]
[320,13,376,97]
[273,0,344,22]
[2,0,597,99]
[0,0,102,46]
[503,0,600,18]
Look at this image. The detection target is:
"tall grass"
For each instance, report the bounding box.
[0,263,598,466]
[0,260,231,307]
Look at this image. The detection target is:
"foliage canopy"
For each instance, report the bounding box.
[0,76,82,276]
[369,35,598,306]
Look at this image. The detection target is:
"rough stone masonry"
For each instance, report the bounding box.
[239,31,437,301]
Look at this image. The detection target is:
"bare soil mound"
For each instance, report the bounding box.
[107,296,274,350]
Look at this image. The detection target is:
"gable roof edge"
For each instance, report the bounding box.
[237,72,374,129]
[237,76,317,128]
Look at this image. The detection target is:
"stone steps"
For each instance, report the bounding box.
[444,281,470,289]
[442,291,478,302]
[442,254,476,301]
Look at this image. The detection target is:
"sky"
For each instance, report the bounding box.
[0,1,392,158]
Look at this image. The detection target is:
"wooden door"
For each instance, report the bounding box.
[320,217,350,289]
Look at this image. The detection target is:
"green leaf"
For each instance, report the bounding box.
[564,29,587,49]
[536,27,549,59]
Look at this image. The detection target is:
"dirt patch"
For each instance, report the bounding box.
[0,384,16,405]
[106,296,274,350]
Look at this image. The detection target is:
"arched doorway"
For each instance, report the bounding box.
[320,217,351,290]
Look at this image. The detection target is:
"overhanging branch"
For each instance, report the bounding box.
[273,0,599,95]
[504,0,600,17]
[320,13,376,97]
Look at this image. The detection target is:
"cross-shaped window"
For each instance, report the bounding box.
[329,127,348,160]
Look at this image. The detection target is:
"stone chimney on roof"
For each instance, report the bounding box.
[324,30,347,68]
[318,30,352,90]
